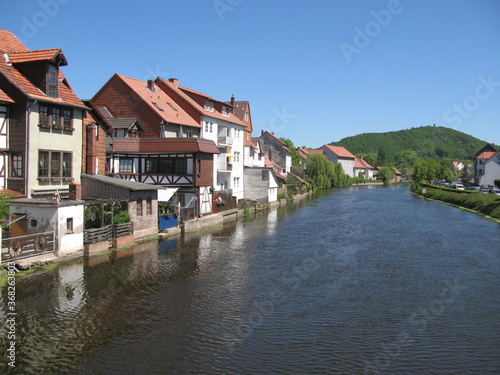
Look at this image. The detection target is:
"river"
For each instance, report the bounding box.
[1,185,499,374]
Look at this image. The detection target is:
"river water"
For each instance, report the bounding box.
[1,185,499,374]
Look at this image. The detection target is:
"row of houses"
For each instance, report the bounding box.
[0,28,300,261]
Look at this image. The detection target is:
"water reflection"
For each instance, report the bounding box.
[1,187,499,374]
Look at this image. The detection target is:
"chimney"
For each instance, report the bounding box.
[230,95,235,106]
[69,180,81,201]
[147,80,155,93]
[169,78,179,87]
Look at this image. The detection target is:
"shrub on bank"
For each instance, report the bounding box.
[411,183,500,219]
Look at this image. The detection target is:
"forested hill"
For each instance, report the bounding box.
[329,126,488,162]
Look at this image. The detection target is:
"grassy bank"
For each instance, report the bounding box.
[411,183,500,220]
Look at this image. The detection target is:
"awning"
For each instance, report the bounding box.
[157,187,178,202]
[226,154,236,158]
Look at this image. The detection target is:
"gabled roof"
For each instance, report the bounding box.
[155,77,246,127]
[476,151,497,160]
[0,29,29,53]
[261,131,292,154]
[111,138,220,154]
[474,143,496,157]
[322,145,355,159]
[95,106,142,131]
[298,148,324,159]
[7,48,67,65]
[110,74,201,129]
[354,156,375,169]
[0,87,14,103]
[0,29,86,109]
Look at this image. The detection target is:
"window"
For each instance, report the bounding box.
[152,102,164,111]
[159,158,174,173]
[204,100,214,111]
[62,153,71,177]
[39,105,49,127]
[210,123,213,133]
[174,158,187,174]
[47,65,58,98]
[66,218,73,232]
[262,170,269,181]
[233,177,240,188]
[205,122,209,132]
[222,106,230,117]
[38,151,49,177]
[119,158,133,173]
[145,158,158,173]
[146,198,152,215]
[51,152,60,176]
[235,152,241,163]
[11,152,23,177]
[30,219,37,228]
[63,109,72,129]
[51,107,61,128]
[137,198,143,216]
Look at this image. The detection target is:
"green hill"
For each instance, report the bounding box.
[329,126,488,163]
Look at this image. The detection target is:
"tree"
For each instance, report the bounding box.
[378,165,395,185]
[0,190,17,227]
[306,153,335,189]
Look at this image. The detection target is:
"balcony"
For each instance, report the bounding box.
[218,135,233,146]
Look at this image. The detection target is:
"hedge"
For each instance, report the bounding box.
[411,183,500,219]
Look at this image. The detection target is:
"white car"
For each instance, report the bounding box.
[454,183,465,190]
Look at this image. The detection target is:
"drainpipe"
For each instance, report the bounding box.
[26,99,37,197]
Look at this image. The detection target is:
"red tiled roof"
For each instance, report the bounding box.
[476,151,497,160]
[0,29,86,109]
[354,156,374,169]
[0,29,29,53]
[0,87,14,103]
[111,138,220,154]
[114,74,201,128]
[7,48,67,65]
[322,145,355,159]
[0,189,26,198]
[155,78,246,127]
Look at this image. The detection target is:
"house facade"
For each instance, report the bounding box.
[0,88,14,189]
[243,167,279,203]
[89,74,220,215]
[0,29,86,198]
[354,156,375,179]
[320,145,355,177]
[474,144,500,186]
[259,131,292,176]
[155,78,247,199]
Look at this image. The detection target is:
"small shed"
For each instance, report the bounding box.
[81,174,160,240]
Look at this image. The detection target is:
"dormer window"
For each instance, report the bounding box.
[204,99,214,112]
[222,105,230,117]
[47,64,58,98]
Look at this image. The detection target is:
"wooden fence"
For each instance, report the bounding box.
[1,231,55,261]
[83,222,133,246]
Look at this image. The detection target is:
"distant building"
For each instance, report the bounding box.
[259,131,292,175]
[319,145,355,177]
[354,156,375,179]
[474,144,499,186]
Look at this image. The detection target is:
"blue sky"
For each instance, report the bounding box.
[1,0,499,148]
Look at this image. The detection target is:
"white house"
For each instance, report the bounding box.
[156,78,247,200]
[475,150,500,186]
[243,167,279,203]
[320,145,355,177]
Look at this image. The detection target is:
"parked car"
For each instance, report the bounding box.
[454,183,465,190]
[480,187,490,194]
[489,186,500,196]
[467,186,481,191]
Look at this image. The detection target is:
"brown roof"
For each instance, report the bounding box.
[111,138,220,154]
[155,78,246,127]
[476,151,497,160]
[354,156,374,169]
[0,29,86,109]
[0,29,28,53]
[115,74,201,128]
[322,145,355,159]
[0,87,14,103]
[7,48,67,65]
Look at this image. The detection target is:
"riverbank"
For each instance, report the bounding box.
[411,182,500,221]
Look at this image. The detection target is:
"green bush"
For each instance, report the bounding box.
[412,183,500,219]
[113,210,130,224]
